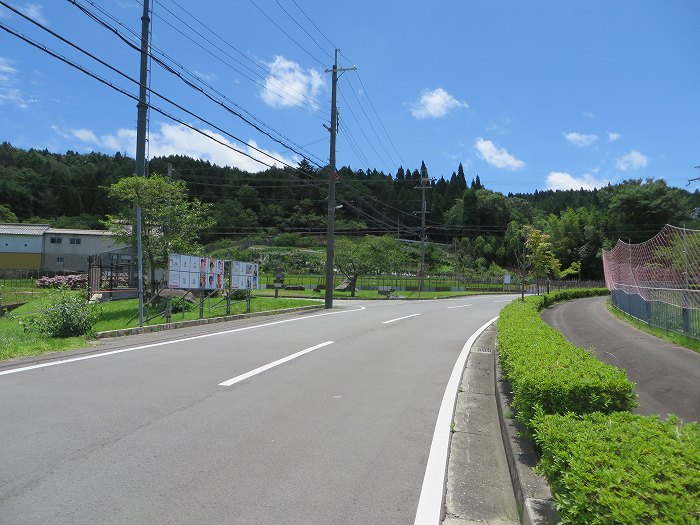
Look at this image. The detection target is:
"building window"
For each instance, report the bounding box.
[56,256,64,263]
[50,237,62,244]
[69,238,81,245]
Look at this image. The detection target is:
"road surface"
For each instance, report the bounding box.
[541,296,700,423]
[0,295,515,525]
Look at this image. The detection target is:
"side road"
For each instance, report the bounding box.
[541,296,700,423]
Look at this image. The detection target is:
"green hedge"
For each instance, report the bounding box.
[496,289,636,430]
[533,411,700,525]
[538,287,610,308]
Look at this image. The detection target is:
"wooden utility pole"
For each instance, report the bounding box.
[415,168,432,292]
[134,0,151,326]
[324,49,355,309]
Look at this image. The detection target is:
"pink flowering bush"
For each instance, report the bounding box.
[35,274,88,290]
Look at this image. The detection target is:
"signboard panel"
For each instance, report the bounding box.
[231,260,259,290]
[168,253,226,290]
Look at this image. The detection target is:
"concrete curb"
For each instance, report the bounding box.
[94,304,325,338]
[493,346,559,525]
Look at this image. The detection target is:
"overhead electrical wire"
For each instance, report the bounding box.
[150,0,329,117]
[71,0,328,119]
[0,19,302,173]
[65,0,327,167]
[338,122,372,169]
[337,88,392,173]
[247,0,327,68]
[341,76,398,169]
[289,0,336,49]
[273,0,333,62]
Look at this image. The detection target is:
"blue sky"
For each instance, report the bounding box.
[1,0,698,194]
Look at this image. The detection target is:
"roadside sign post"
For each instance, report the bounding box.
[274,267,284,299]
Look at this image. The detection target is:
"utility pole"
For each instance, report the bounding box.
[688,165,700,186]
[415,165,433,292]
[134,0,151,326]
[324,49,356,309]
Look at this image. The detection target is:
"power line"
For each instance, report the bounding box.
[71,0,328,118]
[354,72,407,167]
[150,0,329,116]
[65,0,327,166]
[341,75,398,169]
[274,0,333,61]
[337,88,391,173]
[289,0,336,49]
[0,20,294,173]
[248,0,326,68]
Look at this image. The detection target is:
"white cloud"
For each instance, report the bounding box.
[16,3,48,25]
[0,57,17,76]
[486,116,511,136]
[546,171,609,190]
[193,70,217,82]
[582,112,596,119]
[410,87,468,119]
[474,138,524,170]
[563,131,598,147]
[607,131,621,142]
[70,128,99,143]
[53,122,296,173]
[260,56,324,109]
[616,150,648,171]
[0,56,32,108]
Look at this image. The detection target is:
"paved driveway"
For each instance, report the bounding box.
[541,296,700,423]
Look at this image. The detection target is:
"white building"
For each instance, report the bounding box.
[0,223,128,274]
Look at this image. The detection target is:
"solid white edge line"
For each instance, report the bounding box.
[446,304,473,309]
[382,313,421,324]
[0,307,365,378]
[413,315,499,525]
[218,340,334,387]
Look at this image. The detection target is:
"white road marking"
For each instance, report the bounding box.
[447,304,473,309]
[492,299,515,303]
[413,316,499,525]
[0,307,365,378]
[219,341,334,387]
[382,313,421,324]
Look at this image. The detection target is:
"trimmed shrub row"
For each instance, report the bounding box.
[496,289,636,430]
[533,411,700,525]
[498,288,700,524]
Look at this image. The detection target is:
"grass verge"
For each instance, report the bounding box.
[0,293,319,362]
[607,299,700,354]
[254,288,502,300]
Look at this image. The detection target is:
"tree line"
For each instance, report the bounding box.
[1,141,698,280]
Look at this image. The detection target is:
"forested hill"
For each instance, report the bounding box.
[1,142,698,279]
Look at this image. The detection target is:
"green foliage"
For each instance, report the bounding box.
[496,290,636,431]
[0,203,18,222]
[334,235,407,296]
[104,174,214,290]
[600,178,692,243]
[539,287,610,308]
[230,289,247,301]
[533,411,700,525]
[18,288,100,338]
[524,226,561,279]
[1,143,696,282]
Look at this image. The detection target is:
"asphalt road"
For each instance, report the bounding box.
[0,295,515,525]
[541,296,700,423]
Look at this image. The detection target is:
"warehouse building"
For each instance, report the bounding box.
[0,223,127,274]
